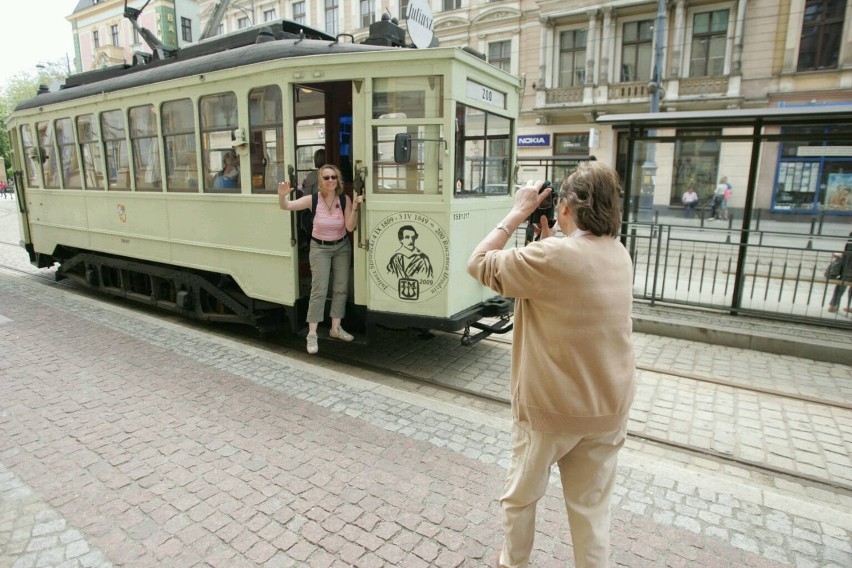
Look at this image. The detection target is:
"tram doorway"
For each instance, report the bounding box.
[291,80,369,330]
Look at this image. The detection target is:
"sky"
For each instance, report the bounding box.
[1,0,78,86]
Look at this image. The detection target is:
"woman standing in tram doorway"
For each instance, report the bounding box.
[278,165,363,353]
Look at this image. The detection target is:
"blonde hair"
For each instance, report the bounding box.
[319,164,344,196]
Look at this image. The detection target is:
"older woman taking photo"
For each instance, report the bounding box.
[278,164,363,354]
[468,161,635,568]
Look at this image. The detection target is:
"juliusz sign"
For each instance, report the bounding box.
[517,134,551,147]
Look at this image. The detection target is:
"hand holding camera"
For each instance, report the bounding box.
[529,181,556,230]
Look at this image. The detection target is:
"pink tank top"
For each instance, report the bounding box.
[312,195,347,241]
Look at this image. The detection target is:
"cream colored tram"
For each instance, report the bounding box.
[8,20,520,344]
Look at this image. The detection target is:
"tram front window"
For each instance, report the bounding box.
[372,76,444,194]
[454,104,512,197]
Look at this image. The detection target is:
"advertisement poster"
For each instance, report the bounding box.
[826,173,852,211]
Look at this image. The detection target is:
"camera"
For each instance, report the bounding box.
[528,181,556,229]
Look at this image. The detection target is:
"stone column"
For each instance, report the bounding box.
[599,7,614,84]
[585,9,599,85]
[670,0,686,78]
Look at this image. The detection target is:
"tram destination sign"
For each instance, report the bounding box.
[466,80,505,109]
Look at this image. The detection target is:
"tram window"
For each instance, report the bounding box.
[37,121,60,188]
[20,124,41,188]
[100,110,129,191]
[373,125,443,194]
[248,85,284,194]
[77,115,105,190]
[55,118,82,189]
[372,76,443,119]
[200,92,239,193]
[454,104,512,197]
[162,99,198,192]
[129,105,161,192]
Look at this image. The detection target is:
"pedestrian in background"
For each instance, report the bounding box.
[468,161,635,568]
[301,148,326,194]
[0,180,7,199]
[709,176,729,221]
[682,185,699,218]
[827,231,852,314]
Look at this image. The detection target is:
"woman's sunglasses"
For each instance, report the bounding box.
[322,175,338,181]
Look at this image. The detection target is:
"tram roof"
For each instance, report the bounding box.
[15,39,398,112]
[597,104,852,129]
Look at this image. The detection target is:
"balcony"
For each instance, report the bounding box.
[679,76,729,97]
[608,81,649,101]
[545,86,583,104]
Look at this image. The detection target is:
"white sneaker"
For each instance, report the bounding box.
[329,327,354,342]
[306,333,319,354]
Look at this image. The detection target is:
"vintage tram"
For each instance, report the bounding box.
[7,14,520,344]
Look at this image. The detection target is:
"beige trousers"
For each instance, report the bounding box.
[499,420,627,568]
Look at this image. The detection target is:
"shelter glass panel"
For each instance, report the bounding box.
[162,99,198,192]
[249,85,284,194]
[774,126,852,213]
[100,110,129,191]
[129,105,161,192]
[671,130,721,207]
[55,118,81,189]
[200,92,240,193]
[37,121,59,188]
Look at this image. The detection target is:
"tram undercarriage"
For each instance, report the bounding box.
[52,249,289,334]
[45,248,514,344]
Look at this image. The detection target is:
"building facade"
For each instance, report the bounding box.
[68,0,201,72]
[68,0,852,215]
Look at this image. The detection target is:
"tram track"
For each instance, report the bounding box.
[3,259,851,496]
[288,334,852,497]
[455,328,852,411]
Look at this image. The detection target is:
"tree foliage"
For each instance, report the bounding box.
[0,60,68,179]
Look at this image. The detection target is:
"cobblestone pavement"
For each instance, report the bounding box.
[1,198,851,567]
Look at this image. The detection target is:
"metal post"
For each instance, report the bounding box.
[640,0,666,222]
[806,217,815,250]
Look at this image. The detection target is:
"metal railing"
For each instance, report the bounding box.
[623,219,851,327]
[508,217,851,328]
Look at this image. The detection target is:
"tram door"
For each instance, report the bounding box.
[292,81,366,325]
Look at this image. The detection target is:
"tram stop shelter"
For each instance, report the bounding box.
[597,104,852,328]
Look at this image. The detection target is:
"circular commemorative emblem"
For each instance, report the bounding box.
[368,212,450,301]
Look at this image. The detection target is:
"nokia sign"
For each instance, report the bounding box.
[517,134,551,147]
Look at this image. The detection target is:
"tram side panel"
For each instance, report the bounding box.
[23,189,298,307]
[449,197,515,310]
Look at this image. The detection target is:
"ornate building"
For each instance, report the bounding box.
[69,0,852,213]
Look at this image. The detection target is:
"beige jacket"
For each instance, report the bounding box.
[468,234,635,434]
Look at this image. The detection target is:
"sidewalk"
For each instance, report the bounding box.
[1,267,850,567]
